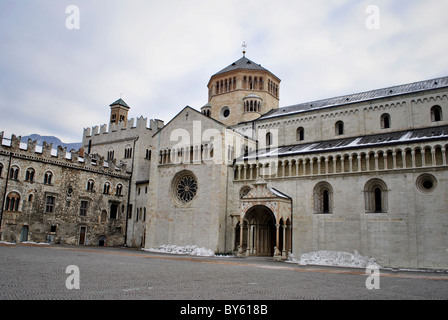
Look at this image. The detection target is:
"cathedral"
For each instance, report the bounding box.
[1,52,447,270]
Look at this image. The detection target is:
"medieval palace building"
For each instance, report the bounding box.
[1,53,447,270]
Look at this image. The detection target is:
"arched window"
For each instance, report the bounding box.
[44,171,53,184]
[335,121,344,135]
[107,149,114,161]
[380,113,391,129]
[0,163,3,177]
[323,190,330,213]
[5,192,20,212]
[266,132,273,146]
[296,127,305,141]
[239,186,251,198]
[364,178,388,213]
[124,145,133,159]
[374,188,382,212]
[87,179,94,192]
[100,210,107,223]
[103,182,110,194]
[313,181,333,214]
[9,166,19,180]
[431,105,443,122]
[116,184,123,196]
[25,168,35,182]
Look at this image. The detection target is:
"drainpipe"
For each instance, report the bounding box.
[0,151,13,234]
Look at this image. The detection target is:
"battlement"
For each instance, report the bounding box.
[83,116,164,139]
[0,131,130,178]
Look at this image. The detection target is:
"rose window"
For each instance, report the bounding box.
[175,175,198,203]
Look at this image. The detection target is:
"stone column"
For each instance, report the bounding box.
[237,220,245,257]
[442,147,447,165]
[431,149,436,167]
[282,224,287,258]
[246,223,251,256]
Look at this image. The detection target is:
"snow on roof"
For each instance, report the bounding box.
[1,137,11,147]
[240,125,448,160]
[260,76,448,120]
[268,187,291,199]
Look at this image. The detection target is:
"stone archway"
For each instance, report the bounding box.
[240,205,276,257]
[98,236,106,247]
[237,179,293,260]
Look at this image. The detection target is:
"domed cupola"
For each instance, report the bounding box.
[205,50,281,127]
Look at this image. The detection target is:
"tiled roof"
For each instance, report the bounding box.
[259,76,448,120]
[240,125,448,160]
[213,56,278,78]
[110,98,130,108]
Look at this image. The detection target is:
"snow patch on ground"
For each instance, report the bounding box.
[0,241,50,246]
[0,241,16,245]
[288,250,381,268]
[21,241,50,245]
[143,244,215,257]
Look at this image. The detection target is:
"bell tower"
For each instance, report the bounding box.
[109,98,130,127]
[202,48,280,127]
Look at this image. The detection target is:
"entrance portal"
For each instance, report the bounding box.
[238,205,276,256]
[98,236,106,246]
[20,226,29,242]
[237,179,293,259]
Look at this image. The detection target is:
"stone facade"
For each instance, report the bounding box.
[203,56,280,126]
[0,134,130,246]
[1,54,447,269]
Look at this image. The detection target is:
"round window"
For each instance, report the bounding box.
[172,171,198,205]
[220,106,230,119]
[416,173,437,194]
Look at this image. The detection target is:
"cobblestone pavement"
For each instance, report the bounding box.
[0,244,447,301]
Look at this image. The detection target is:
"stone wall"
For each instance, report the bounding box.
[0,133,130,246]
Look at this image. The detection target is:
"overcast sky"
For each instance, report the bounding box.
[1,0,447,143]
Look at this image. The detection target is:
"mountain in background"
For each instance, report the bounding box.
[21,134,82,151]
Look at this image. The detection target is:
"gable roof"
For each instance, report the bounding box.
[259,76,448,120]
[151,106,228,138]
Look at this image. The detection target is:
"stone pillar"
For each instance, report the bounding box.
[431,149,436,167]
[392,151,397,169]
[442,147,447,165]
[246,223,251,256]
[253,224,257,255]
[282,224,287,258]
[273,223,282,260]
[237,221,245,257]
